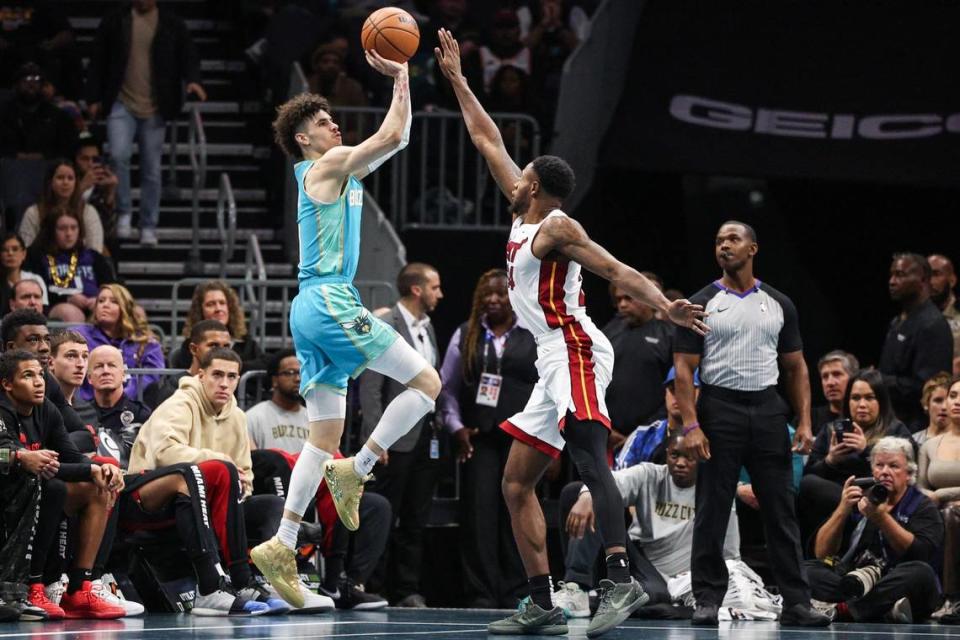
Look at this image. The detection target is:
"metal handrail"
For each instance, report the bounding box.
[238,369,267,410]
[217,172,238,279]
[283,62,311,264]
[186,105,208,274]
[243,234,268,345]
[125,367,188,403]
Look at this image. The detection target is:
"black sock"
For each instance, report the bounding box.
[528,574,554,610]
[173,494,222,595]
[323,557,344,592]
[605,552,630,584]
[67,568,93,594]
[230,562,253,591]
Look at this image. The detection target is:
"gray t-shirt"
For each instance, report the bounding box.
[246,400,310,453]
[613,463,740,579]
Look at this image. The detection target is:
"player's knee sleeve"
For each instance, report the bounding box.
[367,336,430,385]
[304,386,347,422]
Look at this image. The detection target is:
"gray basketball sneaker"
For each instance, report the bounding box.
[586,578,649,638]
[488,597,568,635]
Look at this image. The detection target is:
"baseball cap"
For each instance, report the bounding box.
[663,366,700,387]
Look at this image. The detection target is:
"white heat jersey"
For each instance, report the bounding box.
[500,210,614,450]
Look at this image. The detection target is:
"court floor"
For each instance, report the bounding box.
[0,608,955,639]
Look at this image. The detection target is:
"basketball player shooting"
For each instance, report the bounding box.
[435,29,708,638]
[251,49,442,608]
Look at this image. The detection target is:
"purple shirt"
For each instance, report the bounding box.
[71,324,167,403]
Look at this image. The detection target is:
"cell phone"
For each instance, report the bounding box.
[833,418,853,440]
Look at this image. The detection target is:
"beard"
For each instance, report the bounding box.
[278,387,302,404]
[931,286,951,308]
[509,195,529,216]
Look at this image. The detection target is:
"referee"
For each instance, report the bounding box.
[674,221,830,627]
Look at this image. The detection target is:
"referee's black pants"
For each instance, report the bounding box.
[692,385,811,608]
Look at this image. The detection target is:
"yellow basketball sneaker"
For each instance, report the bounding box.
[323,458,368,531]
[250,537,304,608]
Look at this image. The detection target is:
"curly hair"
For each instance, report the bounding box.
[37,208,84,255]
[96,284,156,347]
[531,155,575,201]
[461,268,510,382]
[272,93,332,160]
[182,280,247,341]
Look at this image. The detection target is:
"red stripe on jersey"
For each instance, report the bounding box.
[500,420,562,459]
[563,321,611,428]
[538,259,572,329]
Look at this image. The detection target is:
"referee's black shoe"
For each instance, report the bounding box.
[691,603,718,626]
[780,603,833,627]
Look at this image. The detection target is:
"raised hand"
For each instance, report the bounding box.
[666,299,710,336]
[434,28,463,81]
[364,49,408,78]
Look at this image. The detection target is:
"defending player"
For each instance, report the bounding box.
[251,51,441,608]
[435,29,708,637]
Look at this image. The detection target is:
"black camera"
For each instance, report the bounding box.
[832,418,854,440]
[852,477,889,505]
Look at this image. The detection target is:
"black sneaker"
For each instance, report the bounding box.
[781,603,833,627]
[324,577,387,610]
[11,598,49,622]
[0,598,18,623]
[692,603,719,626]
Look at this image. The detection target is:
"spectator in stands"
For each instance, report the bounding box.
[438,268,536,608]
[603,277,674,452]
[0,349,127,620]
[799,369,914,546]
[128,348,290,614]
[307,42,368,110]
[248,349,389,611]
[1,308,85,432]
[86,0,207,248]
[0,232,47,314]
[71,284,165,403]
[486,65,540,147]
[143,319,230,410]
[19,159,105,253]
[467,10,532,95]
[813,350,860,436]
[48,330,89,408]
[807,437,943,623]
[914,373,952,447]
[918,376,960,621]
[359,262,442,608]
[8,279,45,315]
[73,132,119,263]
[556,432,742,619]
[929,255,960,376]
[173,280,265,371]
[25,209,115,323]
[0,2,81,98]
[416,0,483,108]
[880,253,954,430]
[0,62,77,159]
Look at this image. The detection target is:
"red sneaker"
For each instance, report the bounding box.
[59,582,126,619]
[27,583,65,620]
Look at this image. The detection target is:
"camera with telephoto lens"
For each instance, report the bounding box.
[852,477,889,505]
[840,551,886,599]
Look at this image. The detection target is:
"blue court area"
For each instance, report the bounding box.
[0,609,954,640]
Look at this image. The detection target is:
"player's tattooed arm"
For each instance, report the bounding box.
[435,28,521,199]
[539,215,710,335]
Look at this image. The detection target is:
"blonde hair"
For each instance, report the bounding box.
[870,436,918,484]
[96,283,155,347]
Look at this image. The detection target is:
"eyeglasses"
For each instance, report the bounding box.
[277,369,301,378]
[20,75,42,83]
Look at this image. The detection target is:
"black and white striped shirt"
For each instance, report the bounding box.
[675,280,802,391]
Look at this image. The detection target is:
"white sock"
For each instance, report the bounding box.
[354,388,435,477]
[277,518,300,551]
[283,442,333,521]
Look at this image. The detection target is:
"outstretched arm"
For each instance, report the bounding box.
[537,215,709,335]
[435,28,521,199]
[313,51,411,182]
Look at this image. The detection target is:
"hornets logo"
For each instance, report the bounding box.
[340,312,372,336]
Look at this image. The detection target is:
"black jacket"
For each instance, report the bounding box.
[0,392,92,483]
[804,418,915,482]
[0,98,77,158]
[85,4,201,121]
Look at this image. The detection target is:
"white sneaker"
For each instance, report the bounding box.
[44,575,67,605]
[192,584,270,617]
[553,581,590,618]
[266,581,334,614]
[140,228,158,247]
[116,214,133,239]
[92,575,144,616]
[932,598,957,620]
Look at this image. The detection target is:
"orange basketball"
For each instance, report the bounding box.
[360,7,420,63]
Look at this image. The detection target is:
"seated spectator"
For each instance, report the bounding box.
[0,62,76,159]
[128,348,296,615]
[172,281,265,371]
[799,369,915,544]
[0,349,126,620]
[918,376,960,620]
[25,209,114,323]
[556,433,747,619]
[0,232,48,313]
[142,319,230,410]
[8,279,45,314]
[73,132,119,262]
[466,10,532,95]
[914,372,952,447]
[614,367,699,470]
[19,158,105,252]
[71,284,165,403]
[48,329,89,408]
[807,437,943,623]
[813,350,859,436]
[0,2,81,99]
[486,65,539,154]
[248,349,389,610]
[307,42,368,108]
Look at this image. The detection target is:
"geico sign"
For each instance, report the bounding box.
[669,94,960,140]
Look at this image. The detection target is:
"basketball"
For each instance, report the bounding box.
[361,7,420,63]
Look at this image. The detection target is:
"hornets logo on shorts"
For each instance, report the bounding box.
[340,312,372,336]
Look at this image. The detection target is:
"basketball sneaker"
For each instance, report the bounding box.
[251,536,304,608]
[59,582,126,619]
[323,458,369,531]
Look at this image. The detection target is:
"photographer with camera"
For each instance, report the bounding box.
[799,370,915,544]
[806,436,943,623]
